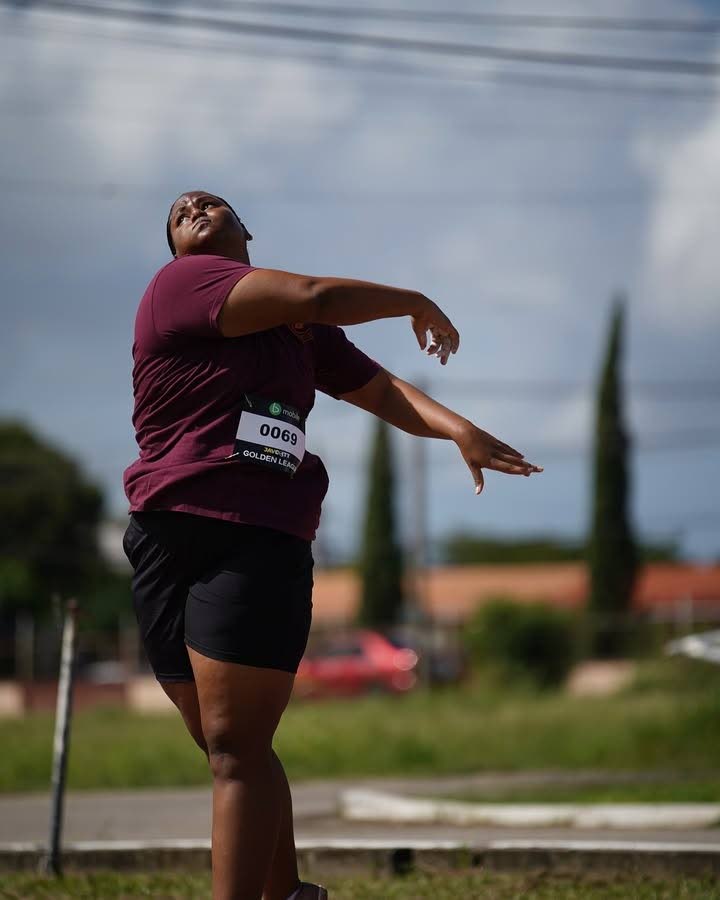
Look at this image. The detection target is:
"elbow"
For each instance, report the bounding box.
[302,277,332,323]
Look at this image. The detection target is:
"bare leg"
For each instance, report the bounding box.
[264,750,300,900]
[161,681,208,752]
[186,647,300,900]
[162,681,300,900]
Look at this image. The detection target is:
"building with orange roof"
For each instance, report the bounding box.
[310,563,720,626]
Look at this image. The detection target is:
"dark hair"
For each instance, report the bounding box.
[166,193,250,256]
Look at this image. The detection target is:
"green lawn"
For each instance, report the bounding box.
[1,871,720,899]
[443,780,720,805]
[1,658,719,793]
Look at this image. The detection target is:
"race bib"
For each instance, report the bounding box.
[227,395,306,476]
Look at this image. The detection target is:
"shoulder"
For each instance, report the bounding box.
[138,255,258,344]
[154,254,252,288]
[143,254,255,312]
[141,258,174,294]
[140,257,188,305]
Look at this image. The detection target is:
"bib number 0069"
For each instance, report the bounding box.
[229,400,306,476]
[259,423,298,446]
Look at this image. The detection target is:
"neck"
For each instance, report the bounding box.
[183,240,250,265]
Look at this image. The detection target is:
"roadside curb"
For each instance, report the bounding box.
[340,789,720,829]
[1,839,719,878]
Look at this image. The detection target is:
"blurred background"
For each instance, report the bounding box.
[0,0,719,791]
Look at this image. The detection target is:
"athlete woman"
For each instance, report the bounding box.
[123,191,542,900]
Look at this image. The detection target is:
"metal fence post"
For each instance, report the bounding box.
[42,598,78,877]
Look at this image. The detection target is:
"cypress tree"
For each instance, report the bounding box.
[587,296,638,656]
[357,419,404,627]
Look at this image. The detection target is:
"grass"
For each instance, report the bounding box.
[2,870,720,899]
[1,658,719,793]
[441,780,720,805]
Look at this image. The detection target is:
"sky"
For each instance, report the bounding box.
[1,0,719,564]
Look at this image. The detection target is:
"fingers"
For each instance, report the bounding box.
[412,319,428,351]
[492,440,523,458]
[470,458,543,496]
[427,335,452,365]
[479,429,522,457]
[426,329,458,365]
[413,302,460,364]
[490,457,544,476]
[432,325,459,354]
[493,449,533,466]
[474,468,485,496]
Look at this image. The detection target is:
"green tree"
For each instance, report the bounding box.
[0,420,104,616]
[463,597,577,689]
[357,419,404,627]
[442,532,677,565]
[443,534,585,565]
[587,297,638,656]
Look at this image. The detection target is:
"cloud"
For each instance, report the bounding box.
[2,12,358,176]
[635,89,720,331]
[1,0,718,561]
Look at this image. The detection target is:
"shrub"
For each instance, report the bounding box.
[463,597,577,688]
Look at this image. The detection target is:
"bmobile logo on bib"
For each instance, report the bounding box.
[226,395,306,476]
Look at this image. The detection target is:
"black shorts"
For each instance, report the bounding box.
[122,511,314,682]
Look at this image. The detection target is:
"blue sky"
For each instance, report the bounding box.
[1,0,719,562]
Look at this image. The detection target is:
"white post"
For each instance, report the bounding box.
[43,599,78,876]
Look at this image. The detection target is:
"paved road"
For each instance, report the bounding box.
[2,774,720,847]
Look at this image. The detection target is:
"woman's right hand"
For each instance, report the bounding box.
[411,296,460,365]
[455,421,543,495]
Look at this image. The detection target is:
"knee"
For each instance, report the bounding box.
[204,727,273,782]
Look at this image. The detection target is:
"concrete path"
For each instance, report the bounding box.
[2,773,720,847]
[341,789,720,829]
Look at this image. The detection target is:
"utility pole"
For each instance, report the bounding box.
[410,378,431,687]
[43,599,79,877]
[411,427,429,619]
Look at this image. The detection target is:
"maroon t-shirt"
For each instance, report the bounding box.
[123,254,380,540]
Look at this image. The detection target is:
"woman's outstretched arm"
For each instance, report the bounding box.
[219,270,459,364]
[341,369,543,495]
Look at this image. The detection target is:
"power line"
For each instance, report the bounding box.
[6,176,720,210]
[157,2,720,36]
[436,67,719,100]
[11,0,720,78]
[323,437,720,469]
[456,429,720,457]
[0,90,702,134]
[0,102,676,139]
[427,378,720,401]
[669,510,720,527]
[3,14,717,102]
[319,429,720,469]
[463,429,720,457]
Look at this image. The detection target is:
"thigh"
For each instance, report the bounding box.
[123,512,202,682]
[185,528,314,675]
[161,681,206,752]
[189,649,295,755]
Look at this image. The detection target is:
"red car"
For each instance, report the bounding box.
[294,629,419,698]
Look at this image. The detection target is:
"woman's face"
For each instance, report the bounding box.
[168,191,246,257]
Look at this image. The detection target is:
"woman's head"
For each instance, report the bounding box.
[166,191,253,260]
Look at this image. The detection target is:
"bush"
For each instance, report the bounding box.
[463,597,577,688]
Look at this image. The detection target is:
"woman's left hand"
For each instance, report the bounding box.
[455,423,543,495]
